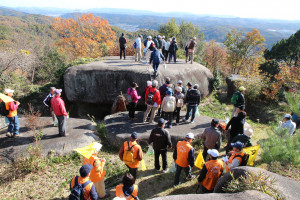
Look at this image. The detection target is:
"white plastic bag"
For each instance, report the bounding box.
[170,162,176,173]
[163,63,167,70]
[195,107,200,116]
[147,145,154,155]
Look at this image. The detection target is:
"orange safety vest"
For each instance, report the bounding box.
[201,160,224,191]
[70,176,93,200]
[116,184,138,200]
[5,102,17,117]
[82,153,106,183]
[176,140,193,168]
[226,152,245,172]
[124,141,141,168]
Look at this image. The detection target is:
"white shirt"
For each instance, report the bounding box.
[165,41,170,51]
[281,120,296,134]
[162,39,166,48]
[135,37,141,49]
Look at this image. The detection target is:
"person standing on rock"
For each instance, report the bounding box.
[143,36,155,64]
[143,80,161,124]
[161,89,176,128]
[51,89,68,137]
[161,36,166,53]
[142,81,152,103]
[173,132,196,186]
[201,119,222,161]
[2,89,20,138]
[127,82,141,121]
[119,132,143,180]
[153,35,158,48]
[116,173,139,200]
[149,47,165,76]
[186,37,197,64]
[157,35,163,51]
[184,84,201,124]
[43,87,57,126]
[149,118,172,173]
[164,38,171,62]
[197,149,223,193]
[158,78,171,117]
[119,33,127,60]
[169,38,178,63]
[231,86,246,118]
[82,143,110,199]
[174,86,185,125]
[177,80,186,95]
[134,35,142,62]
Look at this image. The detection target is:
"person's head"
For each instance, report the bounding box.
[284,114,292,121]
[187,82,192,88]
[169,38,172,42]
[211,118,220,128]
[231,141,244,152]
[122,173,135,187]
[162,36,165,39]
[130,132,138,141]
[152,80,158,88]
[50,87,56,95]
[154,35,157,39]
[147,80,152,87]
[175,86,182,93]
[185,132,195,143]
[121,33,124,36]
[193,84,199,90]
[79,164,93,178]
[147,36,152,40]
[177,80,183,86]
[166,89,173,96]
[238,111,247,119]
[4,89,14,97]
[165,77,171,86]
[139,35,143,39]
[192,37,196,40]
[54,89,62,97]
[207,149,219,160]
[239,86,246,94]
[158,35,161,39]
[131,82,138,88]
[244,128,253,138]
[158,118,166,128]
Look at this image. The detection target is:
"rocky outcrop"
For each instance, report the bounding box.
[64,56,213,117]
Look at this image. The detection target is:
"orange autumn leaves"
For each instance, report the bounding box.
[53,14,116,59]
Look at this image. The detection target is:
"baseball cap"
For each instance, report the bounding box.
[166,89,173,96]
[165,77,171,84]
[4,89,14,94]
[207,149,219,158]
[239,86,246,91]
[193,37,196,40]
[231,141,244,150]
[177,80,183,84]
[80,164,93,177]
[158,118,166,126]
[185,132,195,139]
[162,36,165,39]
[187,82,192,87]
[212,118,220,124]
[54,89,62,95]
[147,36,152,39]
[284,114,292,119]
[193,84,199,89]
[139,35,143,38]
[131,132,138,139]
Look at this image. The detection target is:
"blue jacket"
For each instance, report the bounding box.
[150,48,165,64]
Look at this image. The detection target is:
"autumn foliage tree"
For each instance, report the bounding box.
[53,14,116,59]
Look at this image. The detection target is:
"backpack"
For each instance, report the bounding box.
[133,42,137,49]
[44,96,53,107]
[231,92,239,104]
[146,88,157,105]
[176,98,184,108]
[234,153,249,166]
[188,40,195,49]
[123,141,136,166]
[69,176,91,200]
[126,88,132,104]
[149,42,155,51]
[0,101,9,116]
[164,98,175,112]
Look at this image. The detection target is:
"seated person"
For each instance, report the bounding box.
[224,141,245,172]
[280,114,296,135]
[116,173,139,200]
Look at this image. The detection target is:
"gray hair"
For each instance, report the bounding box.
[152,80,158,87]
[50,87,56,91]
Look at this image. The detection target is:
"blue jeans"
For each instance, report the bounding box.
[8,115,20,135]
[185,104,197,122]
[152,63,159,71]
[169,53,176,63]
[174,164,192,186]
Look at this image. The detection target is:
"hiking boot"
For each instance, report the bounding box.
[186,175,196,181]
[163,168,169,173]
[156,169,160,172]
[190,121,195,124]
[6,132,12,137]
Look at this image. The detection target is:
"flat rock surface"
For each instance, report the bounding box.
[0,117,97,164]
[150,190,273,200]
[105,111,213,147]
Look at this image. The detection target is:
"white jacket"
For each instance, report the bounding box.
[281,120,296,134]
[135,37,141,49]
[165,41,170,51]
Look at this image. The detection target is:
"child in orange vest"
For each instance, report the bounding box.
[116,173,139,200]
[82,143,110,199]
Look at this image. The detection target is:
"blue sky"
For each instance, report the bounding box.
[1,0,300,20]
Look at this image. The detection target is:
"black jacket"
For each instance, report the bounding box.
[234,91,245,110]
[226,116,245,139]
[119,36,127,48]
[158,39,162,49]
[169,42,178,53]
[149,127,172,151]
[231,134,252,147]
[186,89,201,105]
[159,84,169,100]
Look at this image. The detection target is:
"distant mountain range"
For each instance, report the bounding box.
[1,6,300,47]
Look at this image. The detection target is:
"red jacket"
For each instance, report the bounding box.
[51,96,68,116]
[145,87,161,105]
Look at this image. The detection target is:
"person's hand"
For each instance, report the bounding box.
[16,101,20,106]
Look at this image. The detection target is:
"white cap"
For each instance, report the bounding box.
[207,149,219,157]
[185,132,194,139]
[284,114,292,119]
[147,81,152,87]
[175,86,182,92]
[4,89,14,94]
[193,37,196,40]
[177,80,183,84]
[244,128,253,138]
[93,142,102,153]
[147,36,152,39]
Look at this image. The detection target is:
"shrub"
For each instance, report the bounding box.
[260,127,300,165]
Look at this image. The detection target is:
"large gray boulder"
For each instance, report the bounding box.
[214,166,300,200]
[150,190,273,200]
[64,56,213,117]
[0,117,98,164]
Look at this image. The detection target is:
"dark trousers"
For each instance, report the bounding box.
[7,115,20,135]
[164,50,169,61]
[126,165,138,180]
[226,135,233,154]
[185,104,197,122]
[152,63,159,72]
[56,115,66,136]
[154,149,168,170]
[200,185,213,193]
[128,102,137,118]
[202,145,208,161]
[169,52,176,63]
[120,47,126,59]
[164,112,173,126]
[174,107,181,123]
[174,164,192,186]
